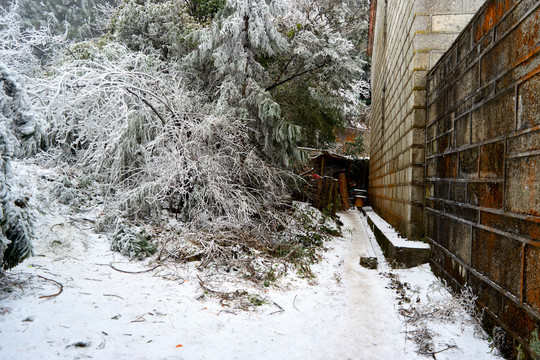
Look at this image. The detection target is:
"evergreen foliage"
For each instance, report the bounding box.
[0,63,39,270]
[108,0,199,59]
[187,0,302,165]
[342,134,365,157]
[0,64,44,155]
[184,0,226,23]
[12,0,120,41]
[185,0,370,161]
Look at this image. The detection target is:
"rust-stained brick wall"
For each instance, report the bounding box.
[369,0,483,239]
[426,0,540,358]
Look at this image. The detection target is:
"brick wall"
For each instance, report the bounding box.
[426,0,540,358]
[369,0,483,239]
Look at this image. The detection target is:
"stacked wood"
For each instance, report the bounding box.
[313,176,341,215]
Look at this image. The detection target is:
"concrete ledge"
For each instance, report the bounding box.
[364,207,430,268]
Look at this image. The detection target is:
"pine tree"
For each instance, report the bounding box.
[188,0,303,165]
[266,0,370,148]
[107,0,371,163]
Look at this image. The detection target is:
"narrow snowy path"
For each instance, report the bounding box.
[0,163,500,359]
[319,211,410,359]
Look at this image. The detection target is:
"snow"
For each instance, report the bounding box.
[0,161,501,359]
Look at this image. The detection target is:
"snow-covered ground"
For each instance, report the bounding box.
[0,162,502,359]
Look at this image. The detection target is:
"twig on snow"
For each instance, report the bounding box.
[37,275,63,299]
[103,294,124,299]
[196,275,221,294]
[270,301,284,315]
[293,294,300,311]
[421,345,457,356]
[109,264,160,274]
[131,315,146,323]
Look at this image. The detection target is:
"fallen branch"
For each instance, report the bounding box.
[218,309,236,315]
[37,275,63,299]
[109,264,160,274]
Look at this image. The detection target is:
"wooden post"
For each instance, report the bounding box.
[318,177,326,210]
[314,177,323,209]
[331,179,339,215]
[338,172,349,210]
[319,177,327,210]
[325,177,334,212]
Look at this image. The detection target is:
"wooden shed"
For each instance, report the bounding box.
[298,148,370,214]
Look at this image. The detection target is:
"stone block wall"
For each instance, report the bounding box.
[369,0,483,239]
[426,0,540,357]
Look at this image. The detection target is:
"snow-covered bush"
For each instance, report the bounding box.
[41,43,294,245]
[0,5,56,269]
[0,180,34,270]
[0,63,38,270]
[0,63,44,155]
[111,226,157,260]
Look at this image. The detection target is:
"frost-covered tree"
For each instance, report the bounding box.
[41,43,293,239]
[187,0,303,165]
[267,0,371,147]
[187,0,370,160]
[9,0,120,41]
[0,64,44,155]
[0,62,40,270]
[0,2,68,76]
[108,0,200,59]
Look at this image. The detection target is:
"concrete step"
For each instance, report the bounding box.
[363,207,430,268]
